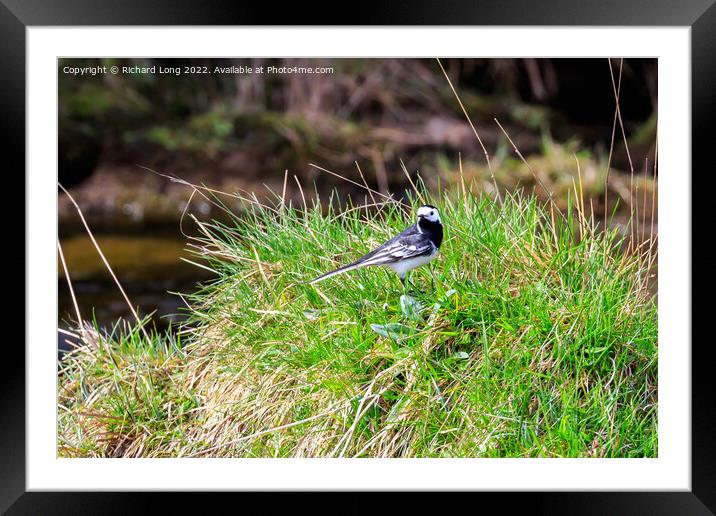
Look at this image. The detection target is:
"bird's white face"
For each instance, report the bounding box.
[417,205,441,223]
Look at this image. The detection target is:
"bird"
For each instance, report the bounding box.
[309,204,443,288]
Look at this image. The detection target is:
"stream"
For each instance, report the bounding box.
[57,227,213,353]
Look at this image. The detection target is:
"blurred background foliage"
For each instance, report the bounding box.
[58,57,657,333]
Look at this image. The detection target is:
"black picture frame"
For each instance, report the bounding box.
[4,1,710,513]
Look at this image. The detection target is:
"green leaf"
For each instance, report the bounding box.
[400,295,424,321]
[370,323,413,340]
[387,396,411,422]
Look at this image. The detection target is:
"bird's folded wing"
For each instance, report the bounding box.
[360,239,434,266]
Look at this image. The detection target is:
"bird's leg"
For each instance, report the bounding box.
[405,273,425,295]
[400,274,419,294]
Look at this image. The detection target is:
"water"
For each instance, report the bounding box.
[57,231,214,336]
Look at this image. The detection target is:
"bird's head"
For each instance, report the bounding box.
[417,204,441,224]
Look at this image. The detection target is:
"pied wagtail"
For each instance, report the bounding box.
[310,204,443,288]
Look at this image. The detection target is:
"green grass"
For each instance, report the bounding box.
[58,183,657,458]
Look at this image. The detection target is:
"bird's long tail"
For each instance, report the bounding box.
[309,260,367,285]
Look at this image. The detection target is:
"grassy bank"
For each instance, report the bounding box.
[58,182,657,458]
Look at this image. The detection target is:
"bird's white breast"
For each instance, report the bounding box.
[387,246,438,277]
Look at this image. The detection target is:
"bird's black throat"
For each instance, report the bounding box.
[418,217,443,248]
